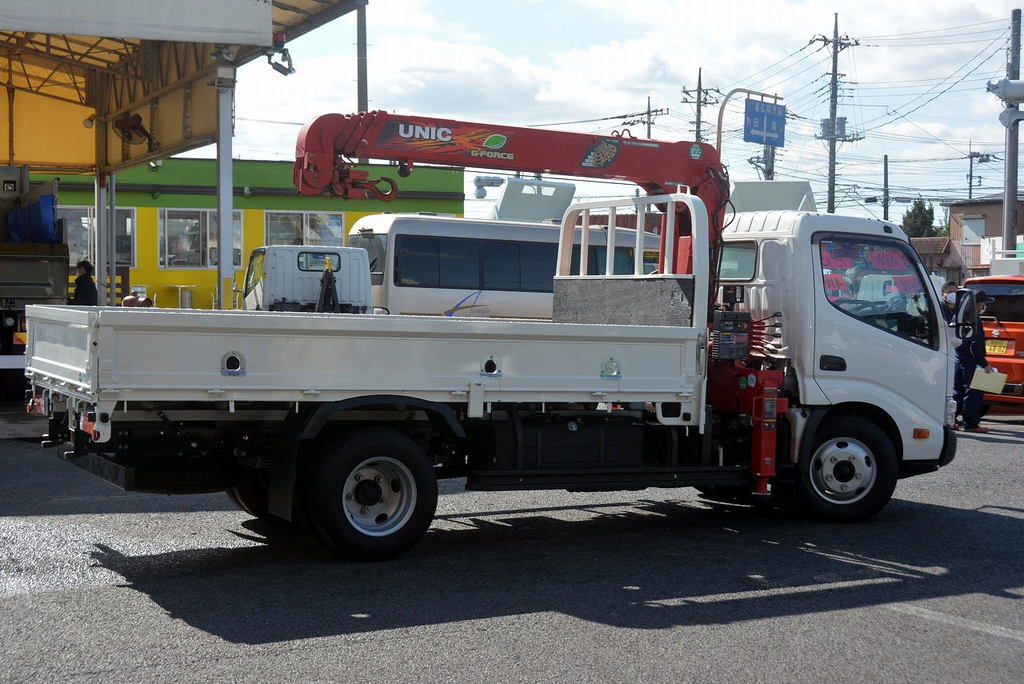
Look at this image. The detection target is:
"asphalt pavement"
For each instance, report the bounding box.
[2,403,1023,683]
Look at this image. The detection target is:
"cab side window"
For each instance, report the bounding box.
[819,237,936,347]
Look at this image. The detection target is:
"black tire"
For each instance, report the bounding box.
[226,467,290,525]
[304,429,438,560]
[799,416,898,522]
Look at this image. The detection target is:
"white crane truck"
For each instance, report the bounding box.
[23,113,963,559]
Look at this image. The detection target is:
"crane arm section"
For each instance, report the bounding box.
[294,111,730,270]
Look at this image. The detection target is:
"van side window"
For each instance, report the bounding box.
[396,236,440,287]
[439,239,479,289]
[520,243,558,291]
[819,237,936,347]
[482,241,520,290]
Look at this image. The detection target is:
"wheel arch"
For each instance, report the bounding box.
[267,395,464,521]
[821,402,903,459]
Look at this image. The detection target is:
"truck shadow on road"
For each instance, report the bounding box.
[88,496,1024,645]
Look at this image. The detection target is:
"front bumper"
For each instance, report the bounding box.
[899,426,956,478]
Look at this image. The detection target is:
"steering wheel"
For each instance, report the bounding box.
[883,293,908,313]
[834,298,887,315]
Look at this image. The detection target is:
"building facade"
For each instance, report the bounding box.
[945,195,1024,278]
[43,159,463,308]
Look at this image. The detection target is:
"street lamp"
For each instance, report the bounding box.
[987,77,1024,253]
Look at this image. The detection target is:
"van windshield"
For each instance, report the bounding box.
[348,232,387,285]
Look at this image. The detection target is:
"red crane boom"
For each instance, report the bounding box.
[294,111,730,272]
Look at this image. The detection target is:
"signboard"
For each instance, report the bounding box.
[743,99,786,147]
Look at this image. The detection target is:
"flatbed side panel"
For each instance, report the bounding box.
[27,306,705,414]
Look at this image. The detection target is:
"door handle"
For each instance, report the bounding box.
[819,355,847,371]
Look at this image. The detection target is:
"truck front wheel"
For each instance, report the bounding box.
[304,429,438,560]
[799,416,897,522]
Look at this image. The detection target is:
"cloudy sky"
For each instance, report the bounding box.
[218,0,1023,223]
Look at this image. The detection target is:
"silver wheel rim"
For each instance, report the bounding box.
[809,436,876,505]
[343,456,417,537]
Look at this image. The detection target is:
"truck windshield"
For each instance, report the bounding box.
[348,232,387,285]
[244,250,265,296]
[966,282,1024,322]
[819,237,935,347]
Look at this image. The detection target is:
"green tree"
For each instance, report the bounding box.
[901,199,937,237]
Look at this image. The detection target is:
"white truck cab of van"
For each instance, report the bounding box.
[241,244,372,313]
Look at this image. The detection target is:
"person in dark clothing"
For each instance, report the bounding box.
[71,260,98,306]
[940,280,958,323]
[954,290,996,432]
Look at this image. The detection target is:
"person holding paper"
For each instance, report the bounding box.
[954,290,997,433]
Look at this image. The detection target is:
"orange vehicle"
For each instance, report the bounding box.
[964,275,1024,411]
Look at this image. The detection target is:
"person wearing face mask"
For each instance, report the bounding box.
[940,281,958,322]
[954,289,997,433]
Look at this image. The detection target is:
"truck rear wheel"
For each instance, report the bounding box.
[304,429,437,560]
[226,468,290,525]
[799,416,897,522]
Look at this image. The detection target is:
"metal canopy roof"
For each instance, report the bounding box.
[1,0,366,173]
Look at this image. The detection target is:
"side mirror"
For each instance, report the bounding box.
[953,289,978,340]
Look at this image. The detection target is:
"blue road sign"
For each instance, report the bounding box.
[743,99,786,147]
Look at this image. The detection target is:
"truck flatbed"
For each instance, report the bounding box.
[26,304,705,428]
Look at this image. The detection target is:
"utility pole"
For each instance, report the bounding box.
[883,154,889,221]
[812,14,861,213]
[1004,9,1021,252]
[762,144,775,180]
[646,96,653,138]
[681,68,722,143]
[967,142,992,200]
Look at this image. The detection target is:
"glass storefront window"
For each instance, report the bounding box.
[161,210,207,267]
[266,212,303,245]
[306,212,345,246]
[209,212,243,266]
[160,209,242,268]
[58,208,92,265]
[56,206,136,267]
[266,211,344,246]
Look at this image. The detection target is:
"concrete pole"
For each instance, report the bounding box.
[695,68,703,143]
[827,14,840,214]
[1003,9,1021,252]
[883,154,889,221]
[215,64,236,310]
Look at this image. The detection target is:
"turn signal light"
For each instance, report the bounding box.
[912,428,930,440]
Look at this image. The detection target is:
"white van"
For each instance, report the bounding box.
[241,245,372,313]
[347,213,660,318]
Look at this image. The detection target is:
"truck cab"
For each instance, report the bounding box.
[963,274,1024,410]
[720,211,955,466]
[241,244,372,313]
